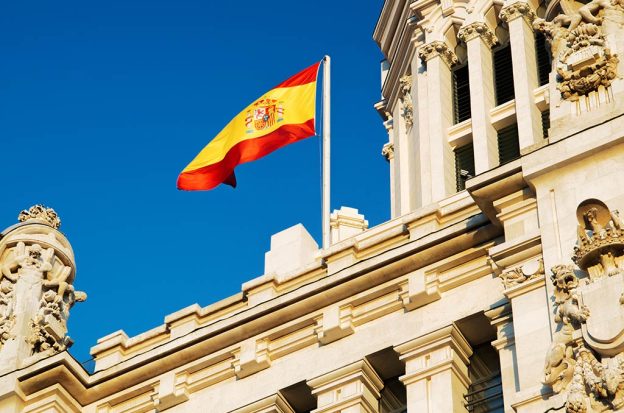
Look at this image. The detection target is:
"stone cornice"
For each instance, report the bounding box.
[458,22,499,48]
[499,2,536,23]
[417,41,459,67]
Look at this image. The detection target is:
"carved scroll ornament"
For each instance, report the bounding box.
[457,22,499,48]
[418,41,459,67]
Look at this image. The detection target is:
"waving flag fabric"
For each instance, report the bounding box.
[177,62,320,191]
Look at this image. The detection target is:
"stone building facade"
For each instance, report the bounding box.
[2,0,624,411]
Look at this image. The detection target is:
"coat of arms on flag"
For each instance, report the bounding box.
[245,98,284,133]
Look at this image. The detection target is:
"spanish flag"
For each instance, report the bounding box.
[177,62,320,191]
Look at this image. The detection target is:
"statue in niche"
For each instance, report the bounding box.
[533,0,621,102]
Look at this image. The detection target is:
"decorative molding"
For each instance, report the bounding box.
[417,41,459,67]
[499,2,536,23]
[458,22,499,48]
[498,258,544,289]
[381,142,394,161]
[18,205,61,229]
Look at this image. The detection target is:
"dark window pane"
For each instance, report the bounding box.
[535,32,551,86]
[494,44,515,105]
[453,65,471,124]
[455,143,475,191]
[498,123,520,164]
[542,109,550,138]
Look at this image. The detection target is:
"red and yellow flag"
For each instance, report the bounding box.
[177,62,320,191]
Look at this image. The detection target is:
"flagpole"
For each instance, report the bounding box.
[322,55,331,249]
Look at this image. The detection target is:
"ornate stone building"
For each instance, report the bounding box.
[2,0,624,411]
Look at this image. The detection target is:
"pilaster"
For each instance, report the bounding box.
[395,324,472,413]
[500,1,543,150]
[458,22,499,174]
[307,359,383,413]
[485,304,516,413]
[418,41,458,202]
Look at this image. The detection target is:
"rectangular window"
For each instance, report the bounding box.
[542,109,550,138]
[455,143,475,191]
[453,65,471,124]
[535,32,551,86]
[494,44,515,105]
[498,123,520,164]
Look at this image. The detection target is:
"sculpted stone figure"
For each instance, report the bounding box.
[552,265,590,325]
[533,0,621,102]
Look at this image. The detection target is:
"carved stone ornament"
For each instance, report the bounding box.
[381,142,394,161]
[457,22,499,48]
[533,0,623,101]
[399,75,414,128]
[499,2,537,23]
[417,41,459,67]
[544,199,624,412]
[498,258,545,289]
[18,205,61,229]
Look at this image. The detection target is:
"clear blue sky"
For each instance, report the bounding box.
[0,1,388,364]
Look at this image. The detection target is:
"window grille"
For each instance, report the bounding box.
[453,64,472,124]
[497,123,520,164]
[542,109,550,138]
[535,32,551,86]
[455,143,475,191]
[494,44,515,105]
[465,373,504,413]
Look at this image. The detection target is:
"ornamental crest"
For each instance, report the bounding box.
[245,98,284,133]
[544,199,624,412]
[533,0,622,102]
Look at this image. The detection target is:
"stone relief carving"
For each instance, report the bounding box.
[533,0,622,101]
[544,199,624,412]
[399,75,414,128]
[458,22,499,48]
[18,205,61,229]
[498,258,545,289]
[499,2,537,23]
[418,41,459,67]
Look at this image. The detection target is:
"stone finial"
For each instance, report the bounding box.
[499,1,536,23]
[458,22,499,48]
[381,142,394,161]
[417,41,459,67]
[18,205,61,230]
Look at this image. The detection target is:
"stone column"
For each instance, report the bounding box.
[485,304,516,413]
[232,392,295,413]
[500,1,543,150]
[307,359,383,413]
[0,206,86,374]
[395,324,472,413]
[417,41,458,202]
[458,22,499,174]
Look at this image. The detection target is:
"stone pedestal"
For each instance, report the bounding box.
[395,324,472,413]
[307,359,383,413]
